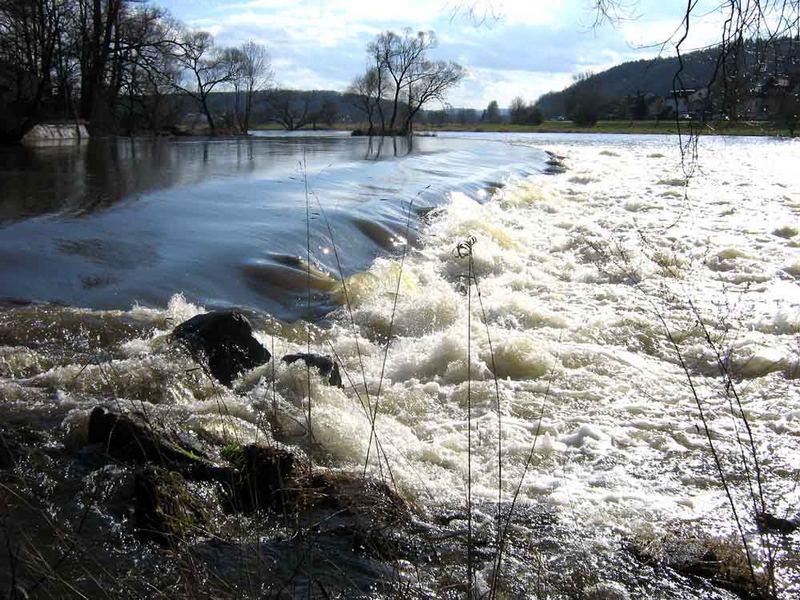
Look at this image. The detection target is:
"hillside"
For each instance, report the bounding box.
[535,47,720,118]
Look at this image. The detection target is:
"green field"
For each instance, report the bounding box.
[417,120,794,137]
[249,120,794,137]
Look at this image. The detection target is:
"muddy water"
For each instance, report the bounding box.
[1,132,799,597]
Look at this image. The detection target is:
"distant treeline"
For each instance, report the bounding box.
[0,0,282,140]
[0,1,466,141]
[532,38,800,133]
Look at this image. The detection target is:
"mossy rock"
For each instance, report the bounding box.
[87,407,223,482]
[289,471,410,523]
[221,443,297,512]
[134,466,208,544]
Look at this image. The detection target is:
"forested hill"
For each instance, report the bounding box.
[535,47,720,118]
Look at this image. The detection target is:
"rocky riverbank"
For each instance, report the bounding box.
[0,305,783,599]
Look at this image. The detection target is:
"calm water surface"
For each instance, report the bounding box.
[0,132,547,319]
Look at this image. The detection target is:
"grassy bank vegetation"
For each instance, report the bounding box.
[248,119,793,137]
[418,119,794,136]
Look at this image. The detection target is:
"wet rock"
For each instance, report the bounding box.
[173,310,271,386]
[0,428,19,469]
[134,465,208,544]
[191,535,405,598]
[87,407,219,480]
[584,581,630,600]
[281,353,342,387]
[417,206,445,223]
[287,471,414,561]
[221,443,296,512]
[0,424,42,469]
[629,533,767,599]
[756,511,799,534]
[544,150,568,175]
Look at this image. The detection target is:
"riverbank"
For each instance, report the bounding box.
[418,119,795,137]
[247,119,796,137]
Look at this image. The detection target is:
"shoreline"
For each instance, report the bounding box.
[416,120,796,137]
[251,120,796,138]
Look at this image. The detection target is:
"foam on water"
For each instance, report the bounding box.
[2,134,799,593]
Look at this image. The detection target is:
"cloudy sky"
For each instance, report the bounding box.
[154,0,727,109]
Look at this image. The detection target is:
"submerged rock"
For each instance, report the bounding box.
[281,353,342,387]
[173,310,271,386]
[629,532,768,599]
[756,511,799,534]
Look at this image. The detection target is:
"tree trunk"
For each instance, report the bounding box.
[201,94,215,131]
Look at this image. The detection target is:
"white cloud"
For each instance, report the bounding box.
[161,0,734,108]
[450,67,574,108]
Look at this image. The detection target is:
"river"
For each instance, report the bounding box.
[0,131,798,598]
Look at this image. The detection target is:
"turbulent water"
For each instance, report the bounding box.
[1,132,799,597]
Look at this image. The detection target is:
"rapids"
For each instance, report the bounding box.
[1,132,799,597]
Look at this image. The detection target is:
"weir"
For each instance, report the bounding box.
[0,132,798,597]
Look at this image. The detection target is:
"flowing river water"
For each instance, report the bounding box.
[0,131,798,598]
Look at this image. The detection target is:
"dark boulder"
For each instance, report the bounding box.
[756,511,799,534]
[87,407,223,482]
[282,353,342,387]
[173,310,271,386]
[221,443,297,512]
[134,465,208,544]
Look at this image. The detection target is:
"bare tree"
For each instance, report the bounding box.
[268,89,310,130]
[402,58,465,132]
[114,5,182,133]
[347,68,381,135]
[369,29,438,132]
[229,40,272,134]
[0,0,65,138]
[169,30,238,131]
[75,0,127,125]
[356,28,463,135]
[1,0,271,138]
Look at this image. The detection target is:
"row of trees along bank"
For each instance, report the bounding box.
[0,0,272,141]
[348,29,465,136]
